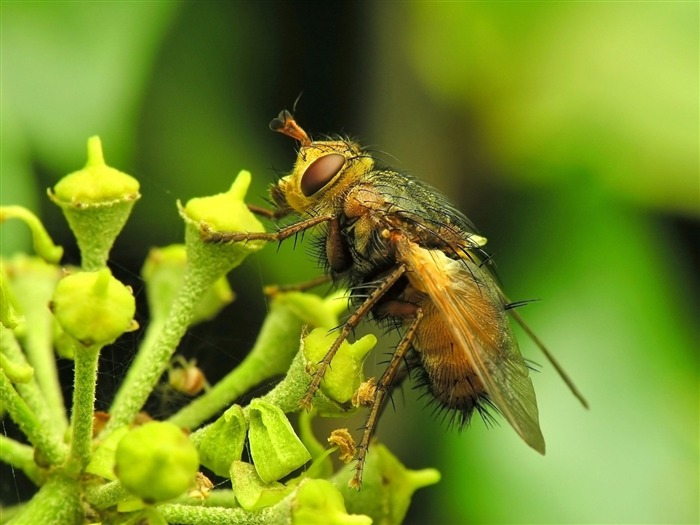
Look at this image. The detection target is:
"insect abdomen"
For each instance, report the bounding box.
[410,300,488,422]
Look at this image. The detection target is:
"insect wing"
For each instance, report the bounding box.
[395,236,545,453]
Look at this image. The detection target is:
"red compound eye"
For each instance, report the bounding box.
[300,154,346,196]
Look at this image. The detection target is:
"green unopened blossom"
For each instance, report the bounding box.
[191,404,247,477]
[179,170,266,275]
[51,268,137,347]
[292,479,371,525]
[230,461,292,511]
[48,136,140,270]
[114,421,199,504]
[183,170,264,238]
[334,443,441,525]
[248,399,312,483]
[141,244,234,324]
[51,137,139,204]
[303,328,376,407]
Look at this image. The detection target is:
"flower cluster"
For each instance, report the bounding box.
[0,137,439,524]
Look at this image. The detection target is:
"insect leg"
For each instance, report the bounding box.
[263,274,332,296]
[201,214,334,244]
[300,264,407,410]
[246,204,290,220]
[350,307,424,490]
[508,308,589,409]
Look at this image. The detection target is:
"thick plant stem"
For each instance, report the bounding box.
[104,263,215,434]
[84,480,131,510]
[105,206,262,435]
[7,474,82,524]
[0,435,44,485]
[67,343,101,473]
[0,370,67,467]
[158,502,289,525]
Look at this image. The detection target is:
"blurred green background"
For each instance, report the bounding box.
[2,2,698,523]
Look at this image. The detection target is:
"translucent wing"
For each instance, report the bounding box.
[395,235,545,453]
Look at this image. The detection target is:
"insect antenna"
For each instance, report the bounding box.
[269,109,312,146]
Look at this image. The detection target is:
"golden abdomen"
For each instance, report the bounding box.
[410,301,487,415]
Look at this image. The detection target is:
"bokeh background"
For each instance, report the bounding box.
[2,2,698,524]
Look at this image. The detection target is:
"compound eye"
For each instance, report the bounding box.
[300,154,346,196]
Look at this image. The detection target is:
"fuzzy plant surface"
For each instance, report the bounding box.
[0,137,439,525]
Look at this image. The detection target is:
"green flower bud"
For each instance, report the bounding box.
[141,244,234,324]
[48,136,140,270]
[253,325,374,420]
[248,399,312,483]
[183,170,264,237]
[51,268,137,346]
[303,329,376,407]
[114,421,199,504]
[333,443,441,525]
[52,137,139,204]
[0,206,63,264]
[176,171,266,296]
[191,404,247,477]
[292,479,372,525]
[230,460,292,511]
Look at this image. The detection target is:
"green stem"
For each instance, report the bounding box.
[0,326,66,445]
[6,474,82,524]
[158,501,289,525]
[0,370,67,466]
[1,327,42,404]
[67,343,101,473]
[106,218,260,435]
[3,258,67,432]
[0,435,44,486]
[0,503,26,522]
[168,292,329,430]
[8,264,68,433]
[104,262,215,435]
[83,480,131,510]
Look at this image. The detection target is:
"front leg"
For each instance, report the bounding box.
[201,214,334,244]
[246,204,290,220]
